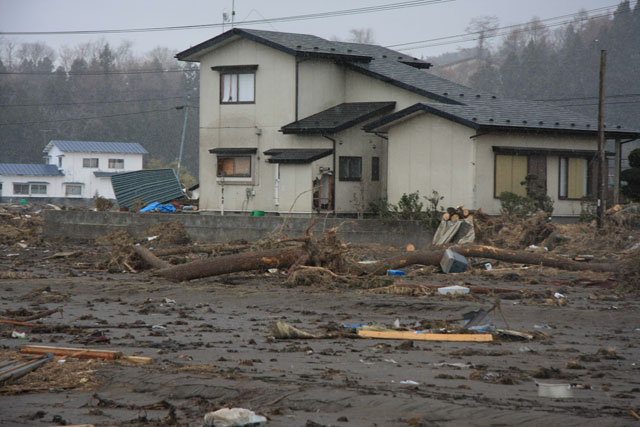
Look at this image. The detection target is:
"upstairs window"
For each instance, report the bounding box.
[217,156,251,178]
[109,158,124,169]
[220,72,255,103]
[339,156,362,181]
[83,158,99,168]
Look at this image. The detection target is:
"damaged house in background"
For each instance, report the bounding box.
[176,28,639,217]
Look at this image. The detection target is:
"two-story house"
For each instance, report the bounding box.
[43,140,148,200]
[177,28,639,217]
[0,140,147,204]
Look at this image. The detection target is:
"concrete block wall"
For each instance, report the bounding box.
[43,211,433,248]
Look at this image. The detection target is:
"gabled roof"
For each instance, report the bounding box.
[177,28,637,138]
[0,163,63,176]
[177,28,374,63]
[281,102,396,134]
[263,148,333,164]
[364,102,640,138]
[44,140,148,154]
[111,169,184,209]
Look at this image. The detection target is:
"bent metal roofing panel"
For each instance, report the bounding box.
[111,168,184,209]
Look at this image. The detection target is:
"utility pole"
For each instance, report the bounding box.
[176,95,190,180]
[596,50,607,229]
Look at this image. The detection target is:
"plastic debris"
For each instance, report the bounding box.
[399,380,419,385]
[204,407,267,427]
[440,249,468,273]
[553,292,565,299]
[270,320,317,339]
[151,325,167,330]
[11,331,27,339]
[536,382,573,398]
[437,285,469,295]
[387,269,405,276]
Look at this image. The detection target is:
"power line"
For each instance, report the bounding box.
[0,106,197,127]
[389,3,623,51]
[0,0,453,36]
[0,68,199,76]
[0,95,196,108]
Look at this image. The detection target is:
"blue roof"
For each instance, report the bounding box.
[0,163,64,176]
[45,140,148,154]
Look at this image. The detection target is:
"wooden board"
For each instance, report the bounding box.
[358,330,493,342]
[20,345,122,360]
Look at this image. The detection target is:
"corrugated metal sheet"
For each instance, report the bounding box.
[0,163,63,176]
[111,168,184,208]
[46,140,148,154]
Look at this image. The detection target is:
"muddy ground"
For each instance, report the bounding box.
[0,205,639,426]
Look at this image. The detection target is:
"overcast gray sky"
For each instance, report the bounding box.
[0,0,627,60]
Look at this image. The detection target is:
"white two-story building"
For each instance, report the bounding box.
[0,140,147,204]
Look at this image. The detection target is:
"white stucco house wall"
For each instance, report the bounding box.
[0,140,147,204]
[177,28,639,217]
[43,140,147,200]
[0,163,65,202]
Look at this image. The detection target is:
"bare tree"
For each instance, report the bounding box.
[347,28,375,44]
[466,16,499,57]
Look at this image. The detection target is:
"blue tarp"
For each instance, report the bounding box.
[140,202,176,213]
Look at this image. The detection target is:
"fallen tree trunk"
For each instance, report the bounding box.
[133,246,167,269]
[156,247,304,281]
[360,244,619,275]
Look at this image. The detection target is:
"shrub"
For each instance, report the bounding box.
[498,192,536,218]
[369,190,444,230]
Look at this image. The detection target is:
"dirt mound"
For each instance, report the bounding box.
[0,212,43,245]
[145,222,191,245]
[474,211,554,249]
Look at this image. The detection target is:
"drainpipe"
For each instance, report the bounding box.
[220,178,225,216]
[274,163,280,208]
[322,134,337,215]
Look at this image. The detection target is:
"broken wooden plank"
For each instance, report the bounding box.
[121,355,154,364]
[20,345,122,360]
[358,330,493,342]
[0,319,44,327]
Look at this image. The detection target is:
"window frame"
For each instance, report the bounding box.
[493,153,528,198]
[558,156,589,200]
[108,158,124,169]
[216,156,252,178]
[65,183,83,196]
[13,183,30,195]
[83,158,99,168]
[219,71,256,104]
[339,156,363,182]
[30,183,47,195]
[371,156,380,182]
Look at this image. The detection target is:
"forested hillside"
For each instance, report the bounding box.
[431,0,640,130]
[0,41,200,177]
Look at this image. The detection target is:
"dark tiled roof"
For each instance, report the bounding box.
[209,147,257,154]
[0,163,63,176]
[364,102,640,138]
[177,28,373,63]
[44,140,148,154]
[281,102,396,134]
[263,148,333,164]
[177,28,638,137]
